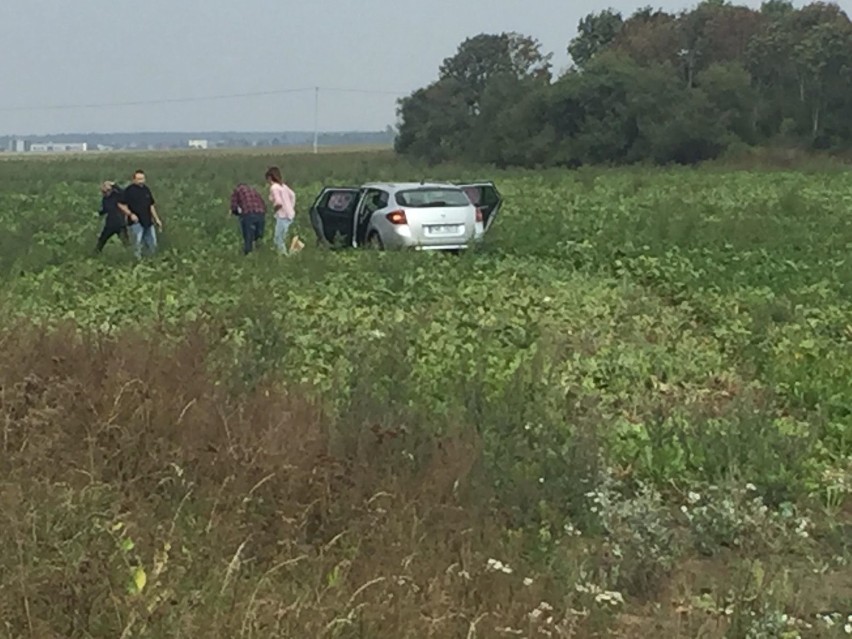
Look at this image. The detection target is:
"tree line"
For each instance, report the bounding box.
[394,1,852,167]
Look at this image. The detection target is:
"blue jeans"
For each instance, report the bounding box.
[239,212,265,254]
[129,223,157,258]
[274,217,292,254]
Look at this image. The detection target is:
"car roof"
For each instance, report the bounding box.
[361,181,461,191]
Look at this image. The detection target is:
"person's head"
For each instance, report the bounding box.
[132,169,146,185]
[100,180,115,195]
[265,166,282,185]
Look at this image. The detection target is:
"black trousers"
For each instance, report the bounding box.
[96,223,130,252]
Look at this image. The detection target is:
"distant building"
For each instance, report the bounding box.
[188,139,208,149]
[14,140,26,152]
[29,142,88,153]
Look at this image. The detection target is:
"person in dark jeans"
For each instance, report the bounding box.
[95,181,131,252]
[229,183,267,254]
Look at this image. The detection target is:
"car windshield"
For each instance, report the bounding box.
[396,188,470,208]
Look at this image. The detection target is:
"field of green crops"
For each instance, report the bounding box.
[1,150,850,638]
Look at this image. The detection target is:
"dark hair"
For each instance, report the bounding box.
[134,169,145,176]
[265,166,282,184]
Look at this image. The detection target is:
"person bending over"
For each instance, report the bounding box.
[229,182,267,255]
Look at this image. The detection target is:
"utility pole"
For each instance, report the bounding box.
[313,86,319,154]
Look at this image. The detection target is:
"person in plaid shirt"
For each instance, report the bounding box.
[229,183,267,254]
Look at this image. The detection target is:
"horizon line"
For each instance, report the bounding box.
[2,128,395,137]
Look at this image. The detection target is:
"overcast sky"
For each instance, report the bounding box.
[0,0,834,135]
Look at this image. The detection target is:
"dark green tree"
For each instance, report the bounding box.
[395,2,852,167]
[438,32,552,113]
[394,79,471,164]
[568,9,624,68]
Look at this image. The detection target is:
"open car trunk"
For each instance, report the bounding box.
[458,182,503,232]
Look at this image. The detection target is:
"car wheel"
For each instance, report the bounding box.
[367,232,384,250]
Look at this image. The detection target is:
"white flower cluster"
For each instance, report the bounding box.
[486,558,513,575]
[822,465,850,493]
[575,582,625,606]
[817,612,852,634]
[528,600,554,623]
[794,516,812,539]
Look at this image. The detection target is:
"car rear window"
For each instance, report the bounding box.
[396,188,471,208]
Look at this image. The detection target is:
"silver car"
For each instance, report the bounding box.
[308,181,502,250]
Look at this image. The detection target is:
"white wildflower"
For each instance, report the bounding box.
[687,491,701,504]
[745,483,757,492]
[529,601,553,622]
[594,590,624,606]
[819,613,840,628]
[576,582,602,595]
[486,558,513,575]
[523,577,534,587]
[795,517,811,539]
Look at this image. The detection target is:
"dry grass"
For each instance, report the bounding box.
[0,324,577,638]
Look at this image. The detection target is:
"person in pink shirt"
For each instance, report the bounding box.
[265,166,296,254]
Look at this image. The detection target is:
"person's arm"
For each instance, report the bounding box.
[229,188,241,216]
[150,204,163,229]
[271,185,284,212]
[148,191,163,229]
[117,202,138,223]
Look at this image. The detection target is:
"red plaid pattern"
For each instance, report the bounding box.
[230,184,267,215]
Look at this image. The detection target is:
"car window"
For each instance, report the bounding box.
[396,188,470,207]
[326,191,356,211]
[363,189,388,214]
[461,186,482,206]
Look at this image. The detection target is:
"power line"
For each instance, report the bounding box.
[0,85,411,113]
[322,87,408,95]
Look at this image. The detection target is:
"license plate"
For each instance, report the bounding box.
[426,224,462,235]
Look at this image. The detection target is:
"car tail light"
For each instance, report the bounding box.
[386,210,407,225]
[475,207,483,223]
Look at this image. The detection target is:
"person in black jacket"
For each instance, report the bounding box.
[95,181,131,253]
